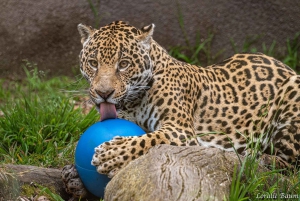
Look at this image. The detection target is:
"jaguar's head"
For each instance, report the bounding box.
[78,21,154,120]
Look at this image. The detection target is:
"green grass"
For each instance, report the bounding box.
[226,136,300,201]
[170,1,223,66]
[86,0,110,28]
[168,32,224,66]
[229,157,299,201]
[0,61,98,167]
[282,32,300,72]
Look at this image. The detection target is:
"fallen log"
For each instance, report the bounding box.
[1,145,279,201]
[1,145,241,201]
[0,164,69,200]
[105,144,241,201]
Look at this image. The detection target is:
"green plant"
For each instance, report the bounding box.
[170,1,223,66]
[227,118,299,201]
[86,0,110,28]
[0,63,98,167]
[262,41,277,57]
[228,133,275,201]
[230,35,262,54]
[0,96,97,166]
[39,186,64,201]
[228,153,299,201]
[0,79,13,103]
[169,33,219,66]
[282,32,300,72]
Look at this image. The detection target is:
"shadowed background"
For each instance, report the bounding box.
[0,0,299,78]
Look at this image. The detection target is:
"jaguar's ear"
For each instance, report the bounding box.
[137,23,155,50]
[77,24,95,46]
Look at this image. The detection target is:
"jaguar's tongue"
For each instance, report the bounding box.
[99,102,117,121]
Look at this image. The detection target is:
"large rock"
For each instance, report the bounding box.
[105,145,240,201]
[0,1,299,78]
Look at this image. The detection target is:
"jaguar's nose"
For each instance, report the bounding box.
[95,89,115,100]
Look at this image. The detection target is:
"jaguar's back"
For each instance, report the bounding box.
[191,53,297,154]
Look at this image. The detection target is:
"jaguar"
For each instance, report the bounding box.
[62,21,300,198]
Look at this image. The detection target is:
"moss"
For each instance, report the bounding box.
[21,184,59,201]
[21,184,36,196]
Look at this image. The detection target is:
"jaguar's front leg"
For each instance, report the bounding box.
[92,125,198,178]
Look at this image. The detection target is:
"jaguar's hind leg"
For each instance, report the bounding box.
[260,153,294,170]
[261,75,300,169]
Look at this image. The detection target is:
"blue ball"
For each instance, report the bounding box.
[75,119,145,198]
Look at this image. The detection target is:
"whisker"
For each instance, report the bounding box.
[124,93,140,101]
[82,98,94,105]
[60,89,89,94]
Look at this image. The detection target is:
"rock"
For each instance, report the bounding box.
[105,144,241,201]
[0,1,299,78]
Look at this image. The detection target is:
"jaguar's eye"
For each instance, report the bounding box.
[88,60,98,69]
[118,60,130,70]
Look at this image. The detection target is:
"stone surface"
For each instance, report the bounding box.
[0,0,299,78]
[105,145,240,201]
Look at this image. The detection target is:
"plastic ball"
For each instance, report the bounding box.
[75,119,145,198]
